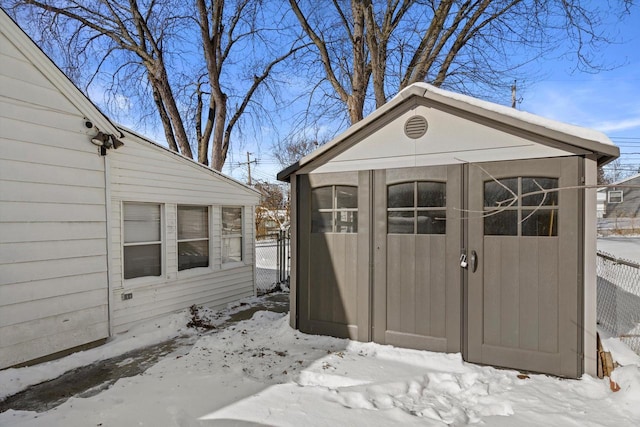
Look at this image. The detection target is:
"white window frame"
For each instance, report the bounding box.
[222,206,244,266]
[122,202,164,282]
[177,205,211,274]
[608,190,623,203]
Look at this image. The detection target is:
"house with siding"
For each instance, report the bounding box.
[597,173,640,234]
[0,10,259,369]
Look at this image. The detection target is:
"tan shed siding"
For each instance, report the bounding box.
[108,133,258,332]
[0,29,109,369]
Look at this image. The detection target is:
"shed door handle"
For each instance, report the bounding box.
[470,250,478,273]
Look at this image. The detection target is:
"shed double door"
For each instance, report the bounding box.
[372,158,582,377]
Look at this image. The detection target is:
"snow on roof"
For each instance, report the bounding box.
[410,83,614,146]
[279,82,618,181]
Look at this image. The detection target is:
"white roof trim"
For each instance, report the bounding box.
[0,9,120,137]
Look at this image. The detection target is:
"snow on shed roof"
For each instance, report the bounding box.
[278,83,619,181]
[409,83,614,146]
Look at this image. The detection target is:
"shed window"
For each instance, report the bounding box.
[484,177,559,236]
[222,207,243,263]
[311,186,358,233]
[177,206,209,271]
[388,181,446,234]
[123,203,162,279]
[608,190,623,203]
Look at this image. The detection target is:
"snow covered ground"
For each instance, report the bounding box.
[597,236,640,263]
[1,298,639,427]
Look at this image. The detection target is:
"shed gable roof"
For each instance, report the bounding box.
[278,83,619,181]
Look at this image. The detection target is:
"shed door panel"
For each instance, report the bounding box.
[308,233,358,332]
[297,172,366,340]
[466,157,582,377]
[373,166,462,353]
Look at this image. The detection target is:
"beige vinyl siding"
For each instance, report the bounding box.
[109,132,258,332]
[0,29,109,369]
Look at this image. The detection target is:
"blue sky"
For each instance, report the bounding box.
[15,4,637,184]
[222,7,640,184]
[519,8,640,180]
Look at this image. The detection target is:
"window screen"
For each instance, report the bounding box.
[222,207,243,263]
[123,203,162,279]
[177,206,209,271]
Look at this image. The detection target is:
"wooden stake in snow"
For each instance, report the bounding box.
[597,333,620,392]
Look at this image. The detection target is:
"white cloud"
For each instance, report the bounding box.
[591,117,640,133]
[523,78,640,135]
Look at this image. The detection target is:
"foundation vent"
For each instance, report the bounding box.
[404,115,428,139]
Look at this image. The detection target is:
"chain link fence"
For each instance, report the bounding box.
[597,251,640,354]
[256,231,290,294]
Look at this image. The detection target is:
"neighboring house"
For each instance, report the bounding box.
[256,207,288,236]
[0,10,259,370]
[597,173,640,235]
[254,181,289,236]
[599,173,640,218]
[278,83,619,378]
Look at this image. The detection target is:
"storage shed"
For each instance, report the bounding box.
[0,10,259,369]
[278,83,619,378]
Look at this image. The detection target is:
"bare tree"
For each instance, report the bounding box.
[254,180,289,233]
[6,0,302,170]
[272,136,320,168]
[288,0,633,126]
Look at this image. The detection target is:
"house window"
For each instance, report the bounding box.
[387,181,446,234]
[177,206,209,271]
[608,190,623,203]
[311,186,358,233]
[123,203,162,279]
[222,207,243,263]
[484,177,559,237]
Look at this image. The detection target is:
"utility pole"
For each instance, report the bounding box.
[239,151,258,185]
[511,80,517,108]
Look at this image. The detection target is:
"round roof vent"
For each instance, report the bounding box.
[404,115,428,139]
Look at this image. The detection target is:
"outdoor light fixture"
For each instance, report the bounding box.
[90,131,124,151]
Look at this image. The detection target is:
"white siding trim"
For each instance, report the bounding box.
[104,155,114,337]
